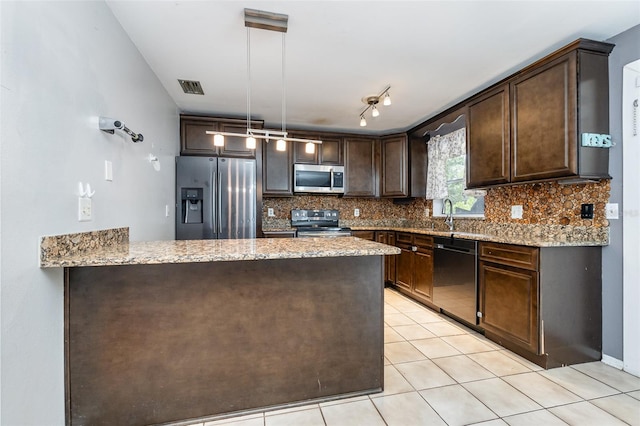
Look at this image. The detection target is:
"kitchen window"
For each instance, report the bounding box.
[432,154,485,218]
[426,127,485,218]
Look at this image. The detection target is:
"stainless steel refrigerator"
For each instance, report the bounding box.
[176,156,256,240]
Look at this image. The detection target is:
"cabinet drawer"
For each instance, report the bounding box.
[479,242,539,271]
[351,230,375,241]
[414,235,433,248]
[396,232,413,245]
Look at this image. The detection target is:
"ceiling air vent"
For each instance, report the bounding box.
[178,79,204,95]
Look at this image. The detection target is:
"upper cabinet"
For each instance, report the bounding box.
[344,137,378,197]
[180,115,263,158]
[380,135,408,197]
[467,85,510,187]
[466,39,613,188]
[262,139,293,197]
[291,132,343,165]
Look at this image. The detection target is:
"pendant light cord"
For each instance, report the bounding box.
[247,27,251,133]
[282,32,286,134]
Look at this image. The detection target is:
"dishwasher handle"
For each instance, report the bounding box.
[435,244,476,255]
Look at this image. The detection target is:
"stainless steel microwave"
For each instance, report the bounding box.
[293,164,345,194]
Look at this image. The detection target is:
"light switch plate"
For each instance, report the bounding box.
[78,197,92,221]
[105,160,113,181]
[511,205,523,219]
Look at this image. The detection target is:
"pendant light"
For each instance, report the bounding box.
[305,142,315,154]
[207,9,323,151]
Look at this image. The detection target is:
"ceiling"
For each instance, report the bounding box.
[106,1,639,135]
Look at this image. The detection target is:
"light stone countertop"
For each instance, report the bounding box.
[350,227,607,247]
[264,226,608,247]
[40,236,400,268]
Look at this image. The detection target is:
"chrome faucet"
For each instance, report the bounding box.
[443,198,454,231]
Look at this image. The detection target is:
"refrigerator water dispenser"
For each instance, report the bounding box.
[181,188,203,224]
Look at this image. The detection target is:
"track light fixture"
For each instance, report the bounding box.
[358,85,391,127]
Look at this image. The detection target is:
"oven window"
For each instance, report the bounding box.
[296,171,331,188]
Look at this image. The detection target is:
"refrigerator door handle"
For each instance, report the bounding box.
[211,169,217,235]
[217,172,223,234]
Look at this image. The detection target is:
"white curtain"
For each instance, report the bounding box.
[425,127,466,199]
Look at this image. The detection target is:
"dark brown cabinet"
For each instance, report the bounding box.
[180,115,262,158]
[467,85,510,188]
[262,139,293,196]
[465,39,613,188]
[292,133,343,165]
[478,241,603,369]
[375,231,397,285]
[393,233,434,305]
[344,138,378,197]
[351,230,375,241]
[380,135,408,197]
[479,243,540,354]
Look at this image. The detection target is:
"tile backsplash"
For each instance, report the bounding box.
[263,180,610,230]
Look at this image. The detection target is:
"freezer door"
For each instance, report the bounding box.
[217,158,256,239]
[175,156,217,240]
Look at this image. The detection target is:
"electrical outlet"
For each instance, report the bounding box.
[354,208,360,217]
[581,133,612,148]
[511,205,523,219]
[424,208,430,217]
[267,208,275,217]
[78,197,92,221]
[605,203,619,219]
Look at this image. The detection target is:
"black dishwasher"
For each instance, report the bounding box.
[432,237,478,326]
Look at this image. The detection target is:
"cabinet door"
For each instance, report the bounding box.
[376,231,397,284]
[511,53,578,182]
[344,138,378,197]
[181,120,218,154]
[467,86,510,187]
[319,137,343,165]
[395,246,413,292]
[292,132,319,164]
[479,261,539,354]
[381,135,408,197]
[413,248,434,302]
[262,140,293,196]
[218,122,257,158]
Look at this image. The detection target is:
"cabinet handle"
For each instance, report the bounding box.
[411,246,418,252]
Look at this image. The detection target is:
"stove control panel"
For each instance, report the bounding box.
[291,209,340,226]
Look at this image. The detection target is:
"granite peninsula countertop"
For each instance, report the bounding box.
[39,228,400,268]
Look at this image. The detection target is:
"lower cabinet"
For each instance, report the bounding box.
[351,230,375,241]
[394,233,434,306]
[375,231,396,284]
[478,241,602,368]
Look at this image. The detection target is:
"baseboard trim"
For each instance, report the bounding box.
[601,354,624,370]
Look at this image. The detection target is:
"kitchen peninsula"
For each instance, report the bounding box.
[40,228,399,426]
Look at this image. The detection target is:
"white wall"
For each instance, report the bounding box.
[603,25,640,363]
[0,2,179,424]
[623,59,640,376]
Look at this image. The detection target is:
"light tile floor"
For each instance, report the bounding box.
[188,288,640,426]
